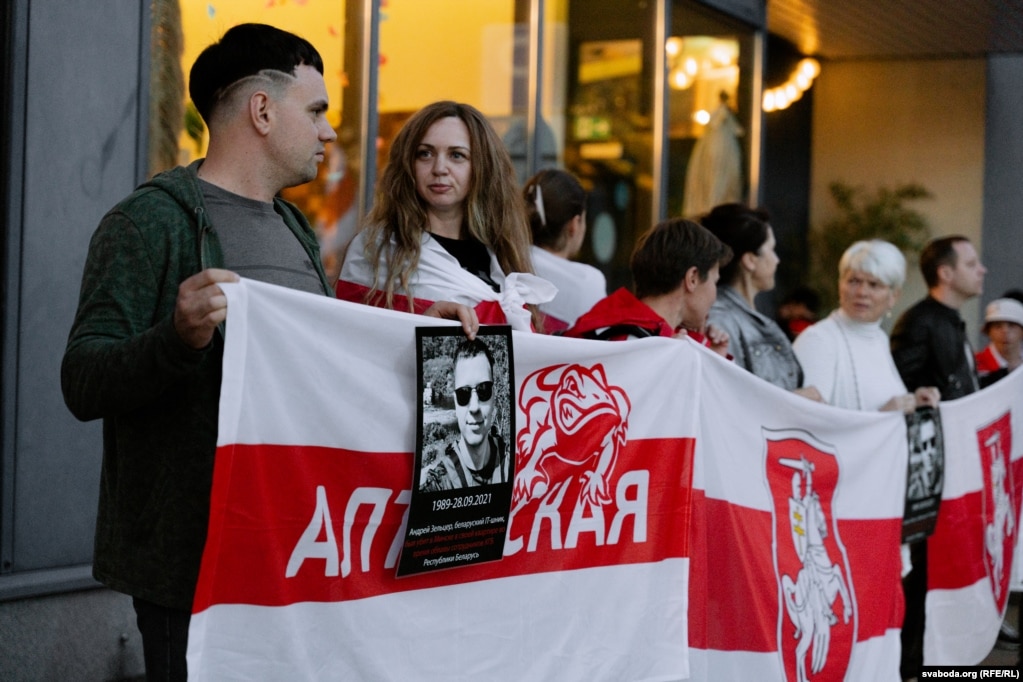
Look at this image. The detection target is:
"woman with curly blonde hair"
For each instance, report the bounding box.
[337,101,553,331]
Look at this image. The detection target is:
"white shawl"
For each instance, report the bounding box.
[339,231,556,331]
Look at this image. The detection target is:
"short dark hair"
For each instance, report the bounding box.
[188,23,324,124]
[699,203,771,285]
[631,218,732,299]
[524,169,587,250]
[452,338,494,373]
[919,235,970,288]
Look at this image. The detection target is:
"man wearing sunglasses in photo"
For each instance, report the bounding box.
[421,338,508,491]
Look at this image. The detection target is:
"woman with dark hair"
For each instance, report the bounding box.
[701,203,819,398]
[337,101,554,331]
[523,169,607,332]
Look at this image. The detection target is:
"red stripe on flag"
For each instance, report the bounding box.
[689,491,904,653]
[194,437,693,612]
[928,491,987,590]
[928,457,1023,592]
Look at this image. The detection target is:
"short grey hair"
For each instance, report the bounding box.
[838,239,906,290]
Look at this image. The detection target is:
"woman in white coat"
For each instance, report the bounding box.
[793,239,940,412]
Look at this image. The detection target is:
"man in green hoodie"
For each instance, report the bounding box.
[61,24,340,681]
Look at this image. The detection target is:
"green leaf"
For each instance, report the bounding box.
[809,181,932,311]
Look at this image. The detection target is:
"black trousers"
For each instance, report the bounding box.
[133,596,191,682]
[900,539,927,680]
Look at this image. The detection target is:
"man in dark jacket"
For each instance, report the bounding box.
[892,235,986,400]
[890,234,987,680]
[61,24,342,681]
[63,26,477,679]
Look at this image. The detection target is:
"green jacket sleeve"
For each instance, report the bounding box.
[61,208,211,421]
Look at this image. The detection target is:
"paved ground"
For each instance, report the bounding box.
[980,593,1020,667]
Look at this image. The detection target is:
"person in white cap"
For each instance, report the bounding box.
[975,296,1023,387]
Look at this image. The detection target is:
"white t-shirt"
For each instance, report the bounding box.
[530,246,607,328]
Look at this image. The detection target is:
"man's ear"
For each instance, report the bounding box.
[684,265,701,293]
[249,91,273,135]
[937,259,961,285]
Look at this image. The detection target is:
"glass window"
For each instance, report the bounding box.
[667,1,756,220]
[376,0,525,179]
[560,0,658,293]
[540,0,572,177]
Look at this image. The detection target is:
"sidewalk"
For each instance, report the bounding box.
[981,593,1019,667]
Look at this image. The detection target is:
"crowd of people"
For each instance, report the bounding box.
[59,23,1019,682]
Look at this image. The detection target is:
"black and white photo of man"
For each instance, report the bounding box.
[420,338,509,491]
[907,409,943,501]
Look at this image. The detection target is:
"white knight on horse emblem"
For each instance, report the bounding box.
[779,456,852,682]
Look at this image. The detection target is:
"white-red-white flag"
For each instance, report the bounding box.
[924,368,1023,665]
[187,278,1023,680]
[187,279,695,682]
[689,353,906,682]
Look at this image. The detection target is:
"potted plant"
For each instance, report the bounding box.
[809,181,932,310]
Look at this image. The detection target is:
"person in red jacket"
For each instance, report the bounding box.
[565,217,731,355]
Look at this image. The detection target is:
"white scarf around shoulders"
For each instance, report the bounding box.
[340,230,556,331]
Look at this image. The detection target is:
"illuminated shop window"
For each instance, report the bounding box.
[376,0,524,177]
[667,1,756,221]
